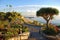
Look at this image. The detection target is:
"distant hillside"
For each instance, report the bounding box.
[23,17,33,23]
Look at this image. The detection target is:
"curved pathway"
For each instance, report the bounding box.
[23,23,47,40]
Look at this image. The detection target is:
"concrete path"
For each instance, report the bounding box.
[23,23,48,40]
[28,30,47,40]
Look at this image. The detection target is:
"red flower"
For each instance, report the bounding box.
[54,26,59,32]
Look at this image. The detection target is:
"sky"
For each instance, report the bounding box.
[0,0,60,6]
[0,0,60,17]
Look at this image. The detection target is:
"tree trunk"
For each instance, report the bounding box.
[46,20,49,29]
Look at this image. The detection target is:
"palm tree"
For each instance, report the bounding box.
[36,7,59,29]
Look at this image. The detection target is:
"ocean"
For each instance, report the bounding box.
[29,17,60,26]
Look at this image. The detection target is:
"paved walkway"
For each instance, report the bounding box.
[23,23,47,40]
[28,30,47,40]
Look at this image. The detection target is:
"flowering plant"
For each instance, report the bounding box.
[42,25,59,36]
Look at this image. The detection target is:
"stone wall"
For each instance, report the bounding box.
[8,32,30,40]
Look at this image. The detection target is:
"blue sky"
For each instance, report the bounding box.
[0,0,60,16]
[0,0,60,6]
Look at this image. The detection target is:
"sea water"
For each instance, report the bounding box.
[29,17,60,26]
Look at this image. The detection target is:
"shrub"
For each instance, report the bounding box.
[22,26,28,33]
[42,26,59,36]
[57,25,60,28]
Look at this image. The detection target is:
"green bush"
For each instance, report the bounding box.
[57,25,60,28]
[43,27,59,36]
[22,26,28,33]
[3,28,19,40]
[11,24,21,28]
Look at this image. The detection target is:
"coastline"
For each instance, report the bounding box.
[25,17,60,26]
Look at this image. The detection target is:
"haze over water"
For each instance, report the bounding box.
[30,17,60,26]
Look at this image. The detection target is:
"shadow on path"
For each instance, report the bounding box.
[23,23,48,40]
[28,31,48,40]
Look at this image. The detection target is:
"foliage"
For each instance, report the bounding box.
[0,12,29,39]
[0,12,22,22]
[57,25,60,28]
[36,7,59,28]
[22,26,28,32]
[11,24,28,33]
[11,24,21,28]
[36,8,59,19]
[6,28,18,36]
[32,20,40,26]
[0,12,24,28]
[42,25,59,36]
[4,28,18,40]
